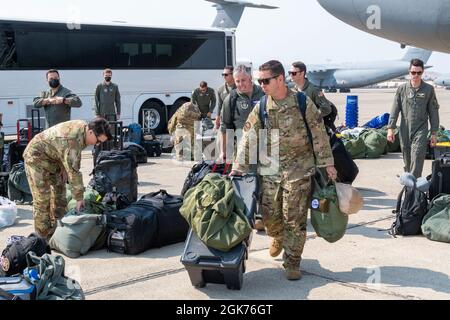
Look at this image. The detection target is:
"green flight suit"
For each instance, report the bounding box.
[233,89,334,271]
[216,83,236,117]
[33,85,82,128]
[295,78,332,117]
[23,120,87,239]
[191,87,216,118]
[388,81,440,178]
[95,82,121,118]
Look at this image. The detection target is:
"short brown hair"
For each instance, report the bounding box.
[259,60,285,79]
[89,117,113,140]
[410,59,424,70]
[199,81,208,88]
[46,69,59,78]
[104,68,113,74]
[292,61,307,73]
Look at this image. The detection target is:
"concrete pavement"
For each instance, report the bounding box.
[1,88,449,300]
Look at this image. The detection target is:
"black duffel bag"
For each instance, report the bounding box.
[331,134,359,184]
[106,200,158,255]
[123,142,147,164]
[140,190,189,246]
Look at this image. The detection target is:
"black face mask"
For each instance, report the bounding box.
[49,79,60,88]
[105,77,112,82]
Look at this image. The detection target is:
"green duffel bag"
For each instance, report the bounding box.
[421,194,450,243]
[180,173,252,252]
[379,126,401,153]
[49,210,105,258]
[310,169,348,243]
[343,137,366,159]
[362,130,387,158]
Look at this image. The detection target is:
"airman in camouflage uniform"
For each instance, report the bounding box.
[168,102,202,161]
[387,59,440,178]
[23,118,111,239]
[232,61,337,280]
[33,69,82,128]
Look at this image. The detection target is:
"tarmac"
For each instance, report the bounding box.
[1,88,450,301]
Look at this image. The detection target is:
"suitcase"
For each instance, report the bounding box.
[428,154,450,200]
[141,140,162,157]
[181,174,259,290]
[93,120,124,165]
[89,150,138,202]
[0,277,35,300]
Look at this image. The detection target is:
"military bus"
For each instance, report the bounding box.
[0,18,236,134]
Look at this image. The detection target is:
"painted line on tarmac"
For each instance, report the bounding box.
[84,268,186,296]
[84,216,395,297]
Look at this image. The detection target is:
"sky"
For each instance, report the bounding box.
[2,0,450,74]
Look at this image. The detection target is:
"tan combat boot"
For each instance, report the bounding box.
[285,269,302,281]
[254,219,265,231]
[269,238,283,257]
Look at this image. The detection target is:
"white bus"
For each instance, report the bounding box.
[0,19,236,134]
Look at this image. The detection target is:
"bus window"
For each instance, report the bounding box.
[226,36,233,66]
[0,29,17,69]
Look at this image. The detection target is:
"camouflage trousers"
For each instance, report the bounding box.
[174,134,195,161]
[261,175,311,270]
[24,160,67,239]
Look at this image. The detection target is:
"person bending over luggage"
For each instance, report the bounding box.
[231,61,337,281]
[387,59,440,178]
[23,118,112,240]
[168,102,202,161]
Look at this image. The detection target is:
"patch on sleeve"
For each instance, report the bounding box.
[318,92,325,97]
[1,256,10,272]
[244,122,252,132]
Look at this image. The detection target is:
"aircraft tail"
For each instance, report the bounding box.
[206,0,278,29]
[401,47,433,63]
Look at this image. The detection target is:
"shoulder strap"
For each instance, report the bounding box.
[259,95,268,129]
[228,90,239,129]
[297,92,316,164]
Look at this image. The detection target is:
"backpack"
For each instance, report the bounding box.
[25,252,84,300]
[390,185,428,236]
[181,160,232,196]
[323,102,338,132]
[124,123,142,145]
[1,233,51,276]
[8,162,33,203]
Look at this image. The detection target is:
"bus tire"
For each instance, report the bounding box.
[140,100,166,134]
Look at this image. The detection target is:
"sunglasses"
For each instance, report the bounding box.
[222,73,231,77]
[410,71,423,76]
[288,71,302,76]
[257,75,280,85]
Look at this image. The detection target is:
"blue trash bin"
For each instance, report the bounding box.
[346,95,359,128]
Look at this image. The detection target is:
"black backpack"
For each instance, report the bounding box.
[1,234,51,276]
[390,186,428,236]
[323,102,338,132]
[181,160,231,196]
